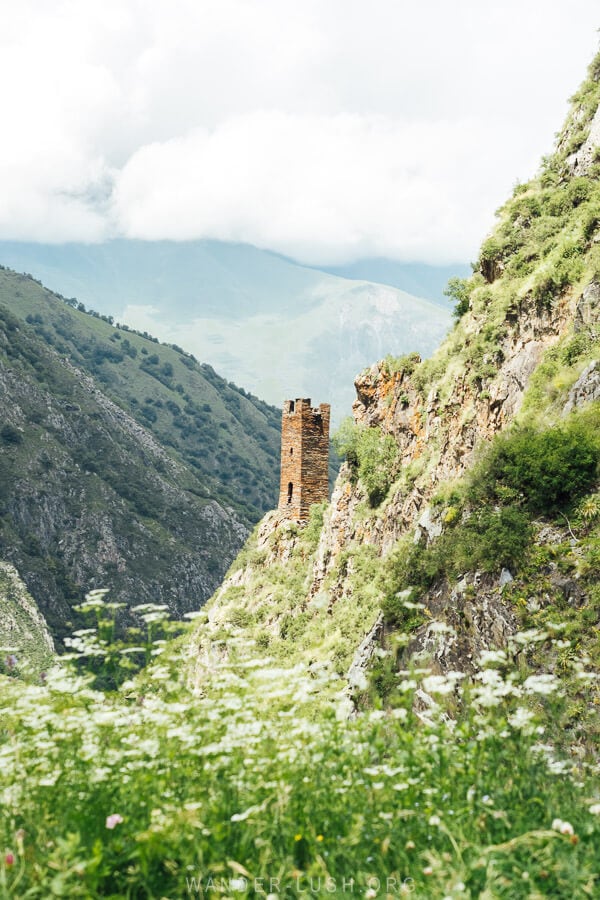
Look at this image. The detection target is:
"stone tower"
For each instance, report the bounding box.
[278,398,330,520]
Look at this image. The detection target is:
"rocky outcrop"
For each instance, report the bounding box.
[564,361,600,413]
[0,562,54,676]
[574,281,600,332]
[205,265,594,688]
[567,103,600,176]
[308,290,574,598]
[347,614,384,682]
[393,572,518,675]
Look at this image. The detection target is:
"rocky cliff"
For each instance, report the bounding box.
[0,561,54,678]
[0,303,250,644]
[189,52,600,719]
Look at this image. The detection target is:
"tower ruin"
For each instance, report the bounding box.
[278,398,330,520]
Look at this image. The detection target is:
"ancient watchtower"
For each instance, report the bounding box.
[278,398,330,520]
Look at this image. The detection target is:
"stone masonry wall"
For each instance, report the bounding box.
[278,398,330,520]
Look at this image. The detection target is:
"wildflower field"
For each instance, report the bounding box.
[1,597,599,899]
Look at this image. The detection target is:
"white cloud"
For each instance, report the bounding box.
[0,0,598,261]
[112,110,529,263]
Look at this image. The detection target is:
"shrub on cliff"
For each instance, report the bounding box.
[471,409,600,513]
[444,276,472,319]
[333,419,398,505]
[381,504,531,614]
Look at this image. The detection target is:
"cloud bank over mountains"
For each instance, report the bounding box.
[1,0,598,264]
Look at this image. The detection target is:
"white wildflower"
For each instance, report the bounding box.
[551,818,574,835]
[472,668,519,707]
[477,649,507,667]
[511,628,549,646]
[149,666,171,681]
[349,670,368,691]
[508,707,535,730]
[422,671,464,696]
[230,807,255,822]
[522,674,560,696]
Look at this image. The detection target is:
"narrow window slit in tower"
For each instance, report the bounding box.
[287,482,293,503]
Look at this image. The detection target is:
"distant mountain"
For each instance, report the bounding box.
[316,258,471,306]
[0,269,283,641]
[0,240,452,423]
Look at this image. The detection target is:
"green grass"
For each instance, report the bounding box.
[1,602,600,898]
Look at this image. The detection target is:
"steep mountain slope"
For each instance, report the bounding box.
[0,561,54,677]
[188,52,600,727]
[0,268,281,525]
[0,240,451,421]
[0,300,266,643]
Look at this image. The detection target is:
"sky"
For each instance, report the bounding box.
[0,0,598,265]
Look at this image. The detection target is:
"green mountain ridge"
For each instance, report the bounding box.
[0,267,282,524]
[0,270,284,642]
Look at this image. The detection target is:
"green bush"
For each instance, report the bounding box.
[333,419,399,505]
[380,351,421,377]
[444,276,471,319]
[447,505,532,573]
[472,412,600,513]
[381,505,531,616]
[0,424,23,445]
